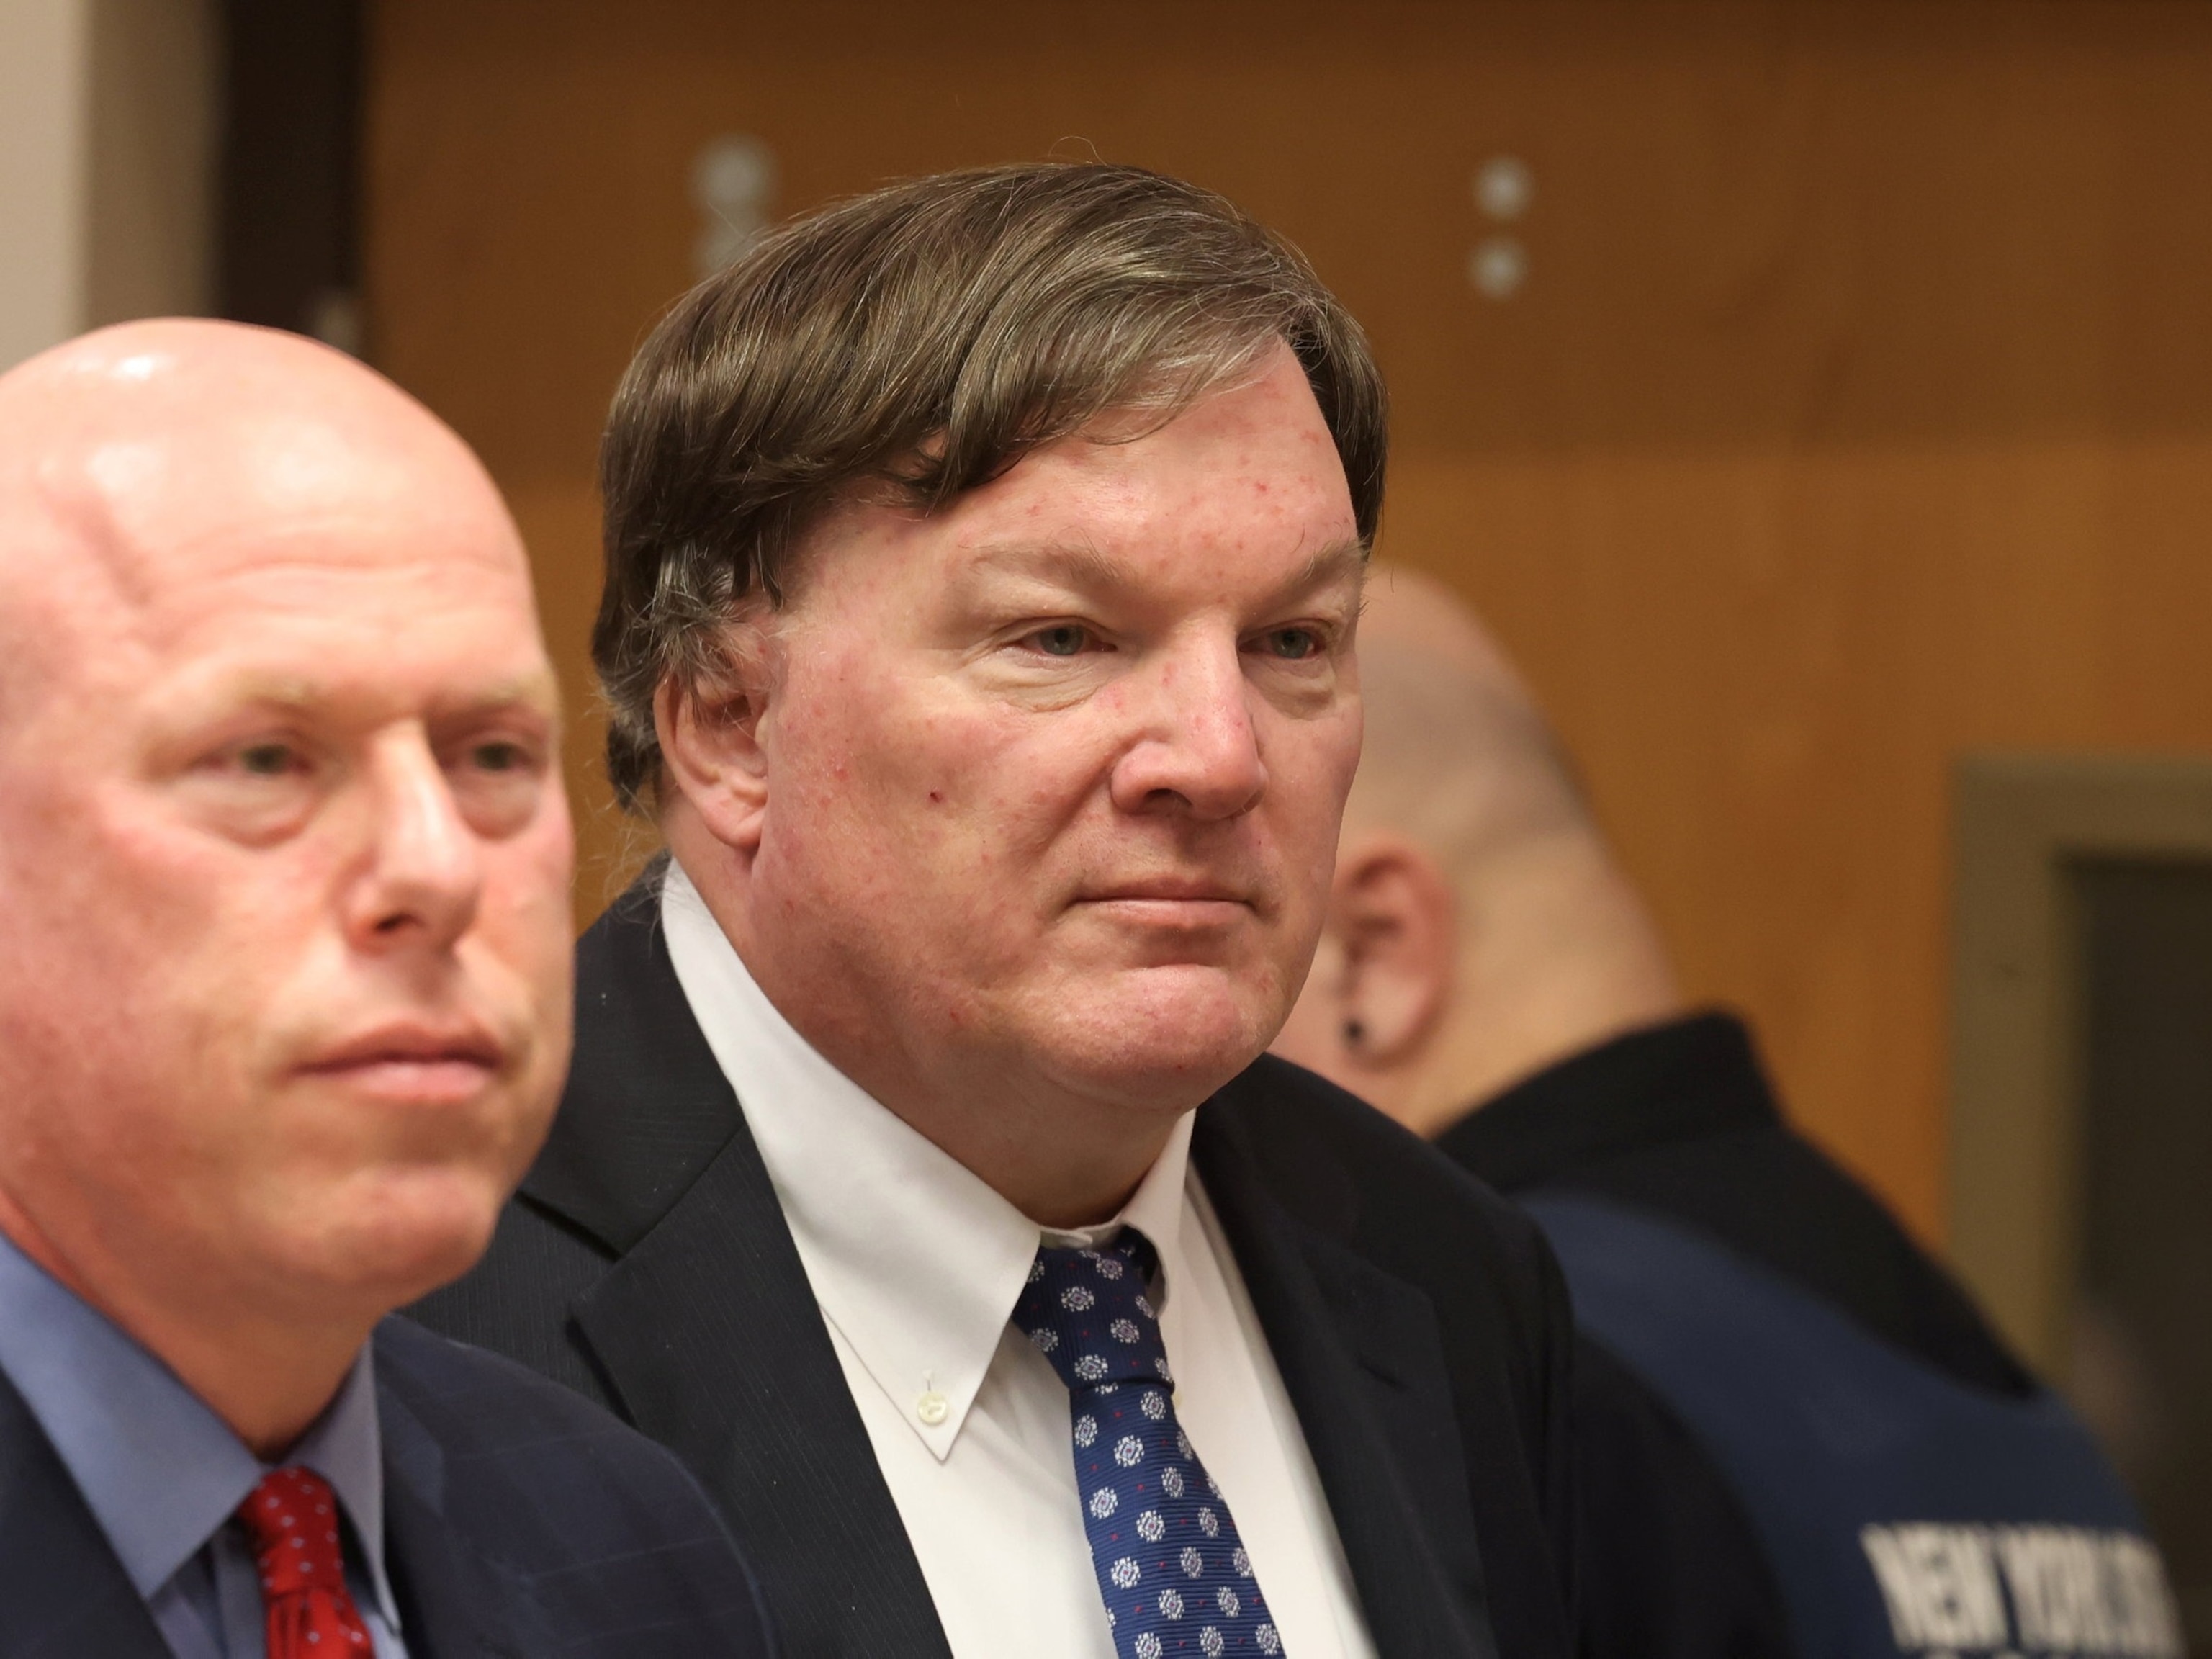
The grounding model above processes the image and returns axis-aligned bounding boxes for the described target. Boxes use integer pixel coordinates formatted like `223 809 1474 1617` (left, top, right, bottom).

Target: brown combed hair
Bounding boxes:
594 160 1389 809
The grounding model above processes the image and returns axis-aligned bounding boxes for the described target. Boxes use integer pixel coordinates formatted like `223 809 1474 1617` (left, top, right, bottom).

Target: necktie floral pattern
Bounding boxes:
1013 1231 1285 1658
235 1465 374 1658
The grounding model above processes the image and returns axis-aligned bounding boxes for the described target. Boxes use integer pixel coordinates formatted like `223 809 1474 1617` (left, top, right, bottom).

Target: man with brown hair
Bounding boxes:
418 163 1576 1659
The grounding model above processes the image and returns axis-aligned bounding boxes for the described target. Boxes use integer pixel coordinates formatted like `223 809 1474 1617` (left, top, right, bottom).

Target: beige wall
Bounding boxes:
84 0 220 333
0 0 217 371
0 0 93 369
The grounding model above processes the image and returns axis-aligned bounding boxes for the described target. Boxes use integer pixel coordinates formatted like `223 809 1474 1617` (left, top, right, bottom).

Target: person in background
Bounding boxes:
0 320 776 1658
415 163 1577 1659
1274 564 2181 1659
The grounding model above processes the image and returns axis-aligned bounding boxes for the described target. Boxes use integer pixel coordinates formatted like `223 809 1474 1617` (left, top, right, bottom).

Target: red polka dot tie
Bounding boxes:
235 1466 374 1657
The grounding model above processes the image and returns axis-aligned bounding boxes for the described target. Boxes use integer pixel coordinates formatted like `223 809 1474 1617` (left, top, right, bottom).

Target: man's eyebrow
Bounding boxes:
161 668 562 724
430 672 563 718
965 541 1129 590
965 538 1367 598
1283 540 1369 599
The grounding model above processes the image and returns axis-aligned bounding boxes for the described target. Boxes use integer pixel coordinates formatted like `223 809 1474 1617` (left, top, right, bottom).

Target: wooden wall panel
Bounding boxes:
367 0 2212 1244
1385 438 2212 1241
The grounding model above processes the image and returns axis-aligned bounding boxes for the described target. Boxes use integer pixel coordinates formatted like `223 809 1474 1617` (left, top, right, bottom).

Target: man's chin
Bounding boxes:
285 1167 512 1309
1032 965 1280 1107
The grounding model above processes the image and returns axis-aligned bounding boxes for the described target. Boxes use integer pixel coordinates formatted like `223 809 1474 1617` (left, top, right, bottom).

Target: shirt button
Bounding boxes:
916 1390 950 1426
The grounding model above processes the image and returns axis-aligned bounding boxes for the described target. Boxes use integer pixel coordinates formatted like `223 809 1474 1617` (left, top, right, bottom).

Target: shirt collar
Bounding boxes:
1037 1113 1191 1269
661 857 1193 1462
290 1343 398 1629
0 1231 402 1629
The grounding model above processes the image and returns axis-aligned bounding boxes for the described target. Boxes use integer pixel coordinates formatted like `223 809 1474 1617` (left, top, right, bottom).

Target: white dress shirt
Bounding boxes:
661 861 1379 1659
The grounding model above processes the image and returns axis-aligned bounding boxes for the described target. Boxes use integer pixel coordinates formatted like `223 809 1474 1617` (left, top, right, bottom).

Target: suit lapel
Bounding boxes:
1193 1103 1499 1659
377 1372 547 1659
0 1371 173 1659
535 877 952 1659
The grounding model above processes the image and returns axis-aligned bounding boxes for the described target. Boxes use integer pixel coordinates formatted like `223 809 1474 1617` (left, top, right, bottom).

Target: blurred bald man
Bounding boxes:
0 322 774 1658
1275 567 2179 1659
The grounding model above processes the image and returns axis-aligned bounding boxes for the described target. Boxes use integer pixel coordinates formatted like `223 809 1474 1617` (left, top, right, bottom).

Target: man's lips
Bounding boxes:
1073 879 1257 922
297 1023 508 1100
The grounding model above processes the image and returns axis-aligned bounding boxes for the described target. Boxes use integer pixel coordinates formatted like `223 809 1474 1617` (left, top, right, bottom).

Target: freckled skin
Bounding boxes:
663 345 1365 1225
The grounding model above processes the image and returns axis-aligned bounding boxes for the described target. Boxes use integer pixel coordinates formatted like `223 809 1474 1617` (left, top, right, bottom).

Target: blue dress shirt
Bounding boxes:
0 1231 408 1659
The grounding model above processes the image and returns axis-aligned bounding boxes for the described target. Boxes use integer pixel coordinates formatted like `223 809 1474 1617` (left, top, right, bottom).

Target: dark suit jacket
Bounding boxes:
0 1314 778 1659
412 876 1579 1659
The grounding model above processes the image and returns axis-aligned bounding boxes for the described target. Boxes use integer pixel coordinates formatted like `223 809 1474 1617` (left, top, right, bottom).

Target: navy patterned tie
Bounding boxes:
1013 1231 1285 1658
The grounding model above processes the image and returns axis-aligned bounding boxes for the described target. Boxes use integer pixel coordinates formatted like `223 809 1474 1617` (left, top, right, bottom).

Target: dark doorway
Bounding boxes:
217 0 364 350
2072 858 2212 1652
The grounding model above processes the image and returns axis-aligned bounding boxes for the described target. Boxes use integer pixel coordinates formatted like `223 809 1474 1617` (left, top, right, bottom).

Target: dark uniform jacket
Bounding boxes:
411 874 1581 1659
1443 1012 2172 1659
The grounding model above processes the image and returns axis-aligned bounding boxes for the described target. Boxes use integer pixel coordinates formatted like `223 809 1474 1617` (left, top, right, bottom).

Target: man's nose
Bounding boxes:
1107 638 1268 821
345 730 484 953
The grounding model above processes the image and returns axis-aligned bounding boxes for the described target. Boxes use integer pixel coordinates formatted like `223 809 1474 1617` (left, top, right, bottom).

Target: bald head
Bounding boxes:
0 320 575 1454
0 316 495 491
0 320 526 718
1345 565 1594 876
1272 565 1680 1136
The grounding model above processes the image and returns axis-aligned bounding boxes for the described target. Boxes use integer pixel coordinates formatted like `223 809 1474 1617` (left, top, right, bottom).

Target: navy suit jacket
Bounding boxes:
0 1315 778 1658
412 875 1580 1659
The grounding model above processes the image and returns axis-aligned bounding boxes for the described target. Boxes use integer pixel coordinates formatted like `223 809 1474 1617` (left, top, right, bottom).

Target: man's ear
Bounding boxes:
654 622 775 855
1329 830 1457 1069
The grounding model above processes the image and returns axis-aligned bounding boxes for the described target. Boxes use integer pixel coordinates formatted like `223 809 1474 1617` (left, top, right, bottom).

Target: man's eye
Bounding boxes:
1261 627 1323 660
469 740 530 773
1024 624 1097 658
235 742 301 777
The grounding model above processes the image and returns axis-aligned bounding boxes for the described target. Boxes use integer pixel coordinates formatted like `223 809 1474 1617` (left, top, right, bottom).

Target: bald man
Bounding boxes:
0 322 774 1658
1275 567 2180 1659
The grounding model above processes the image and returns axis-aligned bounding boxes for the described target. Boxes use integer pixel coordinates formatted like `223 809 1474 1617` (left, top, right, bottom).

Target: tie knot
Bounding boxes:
1012 1230 1174 1393
235 1467 351 1601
